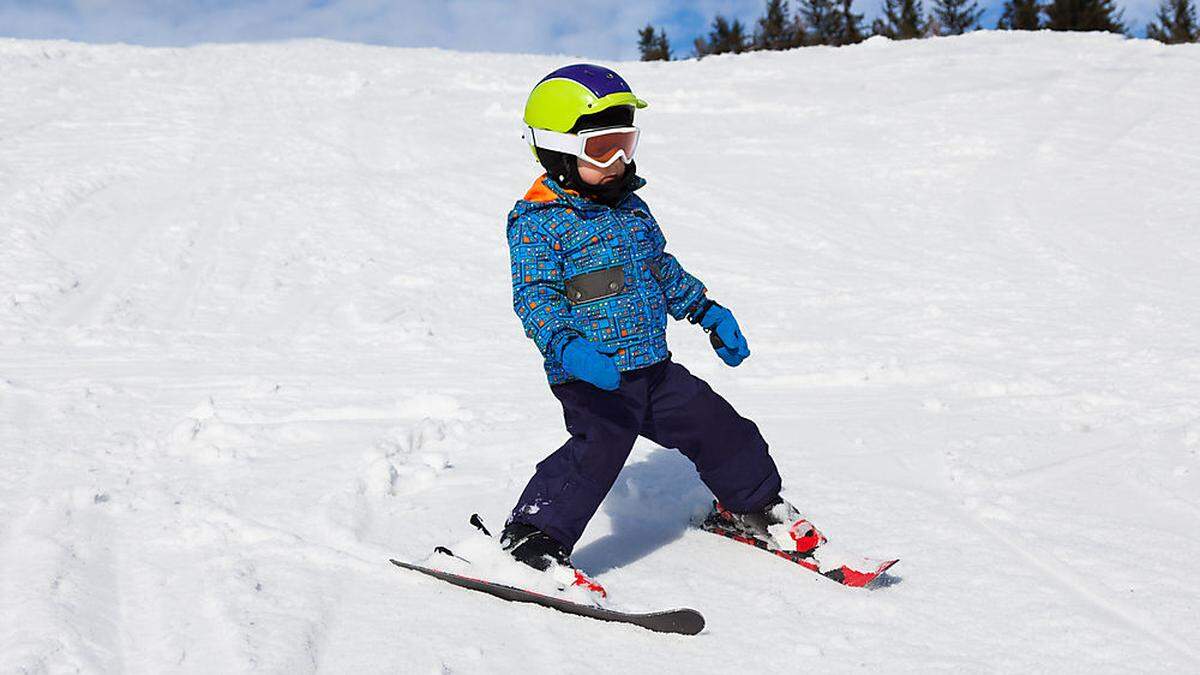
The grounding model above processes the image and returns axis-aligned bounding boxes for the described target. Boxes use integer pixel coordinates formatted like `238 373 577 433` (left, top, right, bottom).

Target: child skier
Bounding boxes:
502 64 882 597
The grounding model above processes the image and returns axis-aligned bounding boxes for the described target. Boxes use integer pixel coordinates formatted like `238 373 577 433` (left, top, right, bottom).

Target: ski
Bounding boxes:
699 514 898 588
390 556 705 635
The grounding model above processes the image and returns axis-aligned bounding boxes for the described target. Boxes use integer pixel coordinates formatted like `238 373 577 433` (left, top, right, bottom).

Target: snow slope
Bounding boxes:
2 31 1199 673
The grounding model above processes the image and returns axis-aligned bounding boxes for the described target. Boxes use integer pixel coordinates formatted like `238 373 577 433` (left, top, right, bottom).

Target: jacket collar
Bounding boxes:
523 173 646 211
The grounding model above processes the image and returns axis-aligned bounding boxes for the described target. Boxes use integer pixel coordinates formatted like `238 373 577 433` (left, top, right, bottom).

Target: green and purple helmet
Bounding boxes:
523 64 648 148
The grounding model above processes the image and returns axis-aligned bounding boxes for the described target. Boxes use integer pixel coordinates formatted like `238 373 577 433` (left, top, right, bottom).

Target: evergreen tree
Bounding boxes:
873 0 929 38
755 0 805 49
792 13 813 46
835 0 868 43
657 30 672 58
1044 0 1126 33
996 0 1043 29
799 0 842 44
696 15 750 55
638 25 655 58
728 17 751 51
931 0 984 33
1146 0 1199 42
637 25 672 61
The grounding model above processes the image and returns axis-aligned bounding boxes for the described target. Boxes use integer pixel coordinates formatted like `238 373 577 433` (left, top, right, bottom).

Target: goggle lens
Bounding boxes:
583 130 638 165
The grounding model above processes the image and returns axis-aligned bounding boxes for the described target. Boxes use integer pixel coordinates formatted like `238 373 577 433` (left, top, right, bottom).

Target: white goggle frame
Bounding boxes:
523 126 640 168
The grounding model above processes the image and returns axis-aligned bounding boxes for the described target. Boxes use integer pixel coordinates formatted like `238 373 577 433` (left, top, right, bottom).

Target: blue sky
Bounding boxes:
0 1 1162 60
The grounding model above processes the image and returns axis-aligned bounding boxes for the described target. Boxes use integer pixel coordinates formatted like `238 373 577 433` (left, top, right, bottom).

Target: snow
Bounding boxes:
2 31 1200 672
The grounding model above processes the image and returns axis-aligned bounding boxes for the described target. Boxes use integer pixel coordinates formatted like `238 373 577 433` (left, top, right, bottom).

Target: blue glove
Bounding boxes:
559 337 621 390
696 302 750 367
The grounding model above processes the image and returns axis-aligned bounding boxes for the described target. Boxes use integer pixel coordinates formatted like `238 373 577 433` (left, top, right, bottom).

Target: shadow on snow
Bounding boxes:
571 447 904 590
572 447 712 576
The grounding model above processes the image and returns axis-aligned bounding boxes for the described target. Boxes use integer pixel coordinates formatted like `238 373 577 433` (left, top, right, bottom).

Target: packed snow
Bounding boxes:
2 31 1199 673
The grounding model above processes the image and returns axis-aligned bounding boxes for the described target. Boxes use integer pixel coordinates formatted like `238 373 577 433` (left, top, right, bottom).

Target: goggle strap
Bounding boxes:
526 127 569 155
529 127 633 149
526 126 637 168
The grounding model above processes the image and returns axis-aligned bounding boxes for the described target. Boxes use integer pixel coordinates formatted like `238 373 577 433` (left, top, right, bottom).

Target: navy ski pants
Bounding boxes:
510 358 782 551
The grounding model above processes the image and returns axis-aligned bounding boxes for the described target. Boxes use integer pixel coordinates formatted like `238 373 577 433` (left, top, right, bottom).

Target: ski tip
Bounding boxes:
863 559 901 589
878 559 899 576
826 558 901 588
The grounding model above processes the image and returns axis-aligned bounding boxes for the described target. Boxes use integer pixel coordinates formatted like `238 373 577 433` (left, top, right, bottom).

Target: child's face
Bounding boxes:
576 157 627 186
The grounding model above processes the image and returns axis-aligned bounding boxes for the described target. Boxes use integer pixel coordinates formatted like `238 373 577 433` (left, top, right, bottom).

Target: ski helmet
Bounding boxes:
523 64 648 199
524 63 647 137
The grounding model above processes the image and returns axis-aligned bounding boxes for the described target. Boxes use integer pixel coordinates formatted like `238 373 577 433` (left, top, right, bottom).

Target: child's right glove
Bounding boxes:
559 337 621 391
692 301 751 367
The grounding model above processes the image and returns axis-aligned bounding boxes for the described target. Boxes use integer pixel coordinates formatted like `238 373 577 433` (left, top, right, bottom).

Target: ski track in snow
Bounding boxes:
2 33 1200 672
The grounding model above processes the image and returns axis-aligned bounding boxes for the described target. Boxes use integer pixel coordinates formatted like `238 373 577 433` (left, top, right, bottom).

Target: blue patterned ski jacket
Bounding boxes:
507 174 708 384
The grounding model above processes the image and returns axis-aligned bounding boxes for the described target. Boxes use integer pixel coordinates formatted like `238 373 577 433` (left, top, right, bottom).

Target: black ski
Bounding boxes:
390 557 705 635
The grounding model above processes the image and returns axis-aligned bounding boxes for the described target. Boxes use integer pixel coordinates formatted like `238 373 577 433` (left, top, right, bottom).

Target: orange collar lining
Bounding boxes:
523 174 579 203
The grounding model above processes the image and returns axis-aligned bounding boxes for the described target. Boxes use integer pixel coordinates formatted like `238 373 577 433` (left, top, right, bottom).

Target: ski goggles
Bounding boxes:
524 126 640 168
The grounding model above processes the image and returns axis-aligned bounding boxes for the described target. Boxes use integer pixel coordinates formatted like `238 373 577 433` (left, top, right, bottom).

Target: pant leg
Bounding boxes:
640 359 781 513
509 378 645 550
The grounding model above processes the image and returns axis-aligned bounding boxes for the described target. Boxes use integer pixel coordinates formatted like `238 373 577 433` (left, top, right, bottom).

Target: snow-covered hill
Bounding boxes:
2 32 1199 672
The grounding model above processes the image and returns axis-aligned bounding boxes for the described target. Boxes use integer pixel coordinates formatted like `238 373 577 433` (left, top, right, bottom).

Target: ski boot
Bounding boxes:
500 522 607 600
700 498 897 587
700 498 826 557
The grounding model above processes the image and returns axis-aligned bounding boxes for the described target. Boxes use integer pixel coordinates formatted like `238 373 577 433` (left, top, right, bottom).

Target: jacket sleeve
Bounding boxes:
648 220 708 321
508 210 578 361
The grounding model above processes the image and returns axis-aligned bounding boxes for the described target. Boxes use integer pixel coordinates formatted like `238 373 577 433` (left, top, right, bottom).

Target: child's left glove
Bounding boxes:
691 301 750 367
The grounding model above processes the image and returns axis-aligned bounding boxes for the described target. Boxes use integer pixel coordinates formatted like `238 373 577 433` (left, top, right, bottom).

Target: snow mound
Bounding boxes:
3 32 1200 672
